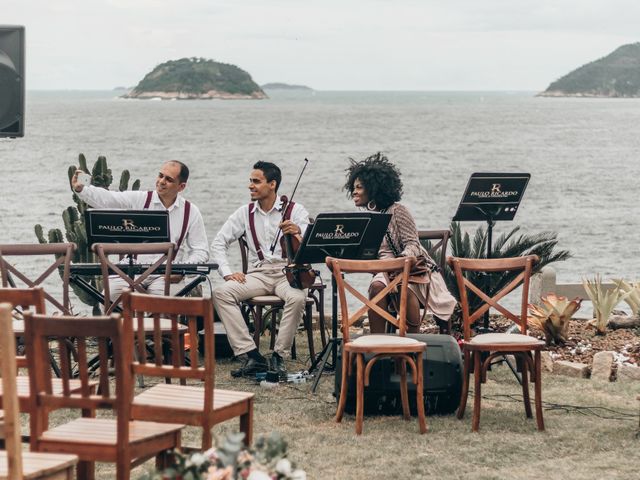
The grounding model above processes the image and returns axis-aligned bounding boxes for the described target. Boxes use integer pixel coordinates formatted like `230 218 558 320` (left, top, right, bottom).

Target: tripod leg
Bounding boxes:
311 340 334 393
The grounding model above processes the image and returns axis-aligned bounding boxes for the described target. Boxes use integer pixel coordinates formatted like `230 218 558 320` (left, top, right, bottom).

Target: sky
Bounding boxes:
4 0 640 91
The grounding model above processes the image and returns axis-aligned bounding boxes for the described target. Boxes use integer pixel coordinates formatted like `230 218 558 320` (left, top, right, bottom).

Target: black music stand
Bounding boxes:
453 173 529 382
293 212 392 392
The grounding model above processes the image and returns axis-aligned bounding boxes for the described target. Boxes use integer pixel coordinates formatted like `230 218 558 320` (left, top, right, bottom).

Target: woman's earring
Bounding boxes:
367 200 377 211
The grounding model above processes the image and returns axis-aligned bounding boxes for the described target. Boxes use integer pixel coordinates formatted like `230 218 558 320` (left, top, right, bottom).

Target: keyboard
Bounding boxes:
69 262 218 276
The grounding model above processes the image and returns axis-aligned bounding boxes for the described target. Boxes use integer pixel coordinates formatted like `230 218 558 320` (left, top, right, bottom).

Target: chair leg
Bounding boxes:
355 353 365 435
534 350 545 431
240 397 254 446
472 350 482 432
77 461 95 480
415 353 427 434
253 306 263 349
202 424 213 451
305 303 315 361
317 289 327 348
520 354 532 418
335 351 350 423
457 349 471 420
397 358 410 420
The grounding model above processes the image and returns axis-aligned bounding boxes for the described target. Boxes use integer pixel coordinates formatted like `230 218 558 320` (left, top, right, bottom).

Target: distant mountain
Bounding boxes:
539 43 640 97
261 82 313 91
123 57 267 100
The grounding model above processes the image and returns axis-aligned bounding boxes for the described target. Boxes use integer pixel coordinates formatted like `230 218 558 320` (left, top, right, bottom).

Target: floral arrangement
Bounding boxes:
143 432 306 480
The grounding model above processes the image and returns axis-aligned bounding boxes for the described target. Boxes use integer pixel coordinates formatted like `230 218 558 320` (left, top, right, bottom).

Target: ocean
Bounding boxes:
1 89 639 311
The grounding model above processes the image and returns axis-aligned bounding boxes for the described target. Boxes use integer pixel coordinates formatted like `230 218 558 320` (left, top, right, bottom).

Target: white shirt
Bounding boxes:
77 186 209 264
211 198 310 278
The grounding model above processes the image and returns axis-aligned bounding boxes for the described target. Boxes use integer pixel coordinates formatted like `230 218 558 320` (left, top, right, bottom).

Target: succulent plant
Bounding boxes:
611 279 640 315
528 293 582 345
583 275 633 335
35 153 140 314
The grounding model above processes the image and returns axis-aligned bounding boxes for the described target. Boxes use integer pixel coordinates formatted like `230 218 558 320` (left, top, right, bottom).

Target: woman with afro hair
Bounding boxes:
344 152 456 333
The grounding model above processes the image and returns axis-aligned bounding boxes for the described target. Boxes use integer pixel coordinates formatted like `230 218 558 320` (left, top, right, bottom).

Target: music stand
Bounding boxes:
453 173 529 382
294 212 392 392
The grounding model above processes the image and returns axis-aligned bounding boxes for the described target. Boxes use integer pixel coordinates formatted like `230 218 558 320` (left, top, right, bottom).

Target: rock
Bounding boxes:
609 315 640 330
591 351 615 381
617 363 640 382
540 351 554 373
553 360 589 378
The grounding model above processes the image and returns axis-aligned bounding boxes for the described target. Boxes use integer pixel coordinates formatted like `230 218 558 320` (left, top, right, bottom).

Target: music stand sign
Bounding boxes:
85 209 170 246
453 173 530 223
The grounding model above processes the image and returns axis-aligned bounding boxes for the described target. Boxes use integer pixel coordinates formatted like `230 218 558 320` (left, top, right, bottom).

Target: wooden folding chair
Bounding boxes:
238 234 327 361
123 291 254 450
447 255 545 432
327 256 427 435
0 303 78 479
418 229 451 274
0 287 97 420
24 311 183 480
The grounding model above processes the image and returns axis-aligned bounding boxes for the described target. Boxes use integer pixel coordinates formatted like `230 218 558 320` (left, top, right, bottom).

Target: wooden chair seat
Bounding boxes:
0 377 98 411
0 451 78 479
467 333 545 347
348 334 424 350
39 418 182 451
133 384 254 420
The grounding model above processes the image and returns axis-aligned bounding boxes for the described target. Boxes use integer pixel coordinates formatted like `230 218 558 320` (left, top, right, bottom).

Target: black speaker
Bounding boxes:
0 25 25 138
335 333 463 415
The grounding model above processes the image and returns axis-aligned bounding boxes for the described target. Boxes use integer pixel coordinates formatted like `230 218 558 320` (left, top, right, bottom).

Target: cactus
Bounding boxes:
36 153 141 315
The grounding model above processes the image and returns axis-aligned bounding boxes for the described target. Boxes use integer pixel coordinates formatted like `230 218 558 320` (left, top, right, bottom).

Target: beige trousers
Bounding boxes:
213 267 307 357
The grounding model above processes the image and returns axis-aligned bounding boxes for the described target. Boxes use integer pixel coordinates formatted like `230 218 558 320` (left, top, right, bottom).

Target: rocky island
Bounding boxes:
539 43 640 97
123 57 267 100
261 82 313 91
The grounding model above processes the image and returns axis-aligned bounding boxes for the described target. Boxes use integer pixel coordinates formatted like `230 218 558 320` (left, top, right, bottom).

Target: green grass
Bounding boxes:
30 332 640 479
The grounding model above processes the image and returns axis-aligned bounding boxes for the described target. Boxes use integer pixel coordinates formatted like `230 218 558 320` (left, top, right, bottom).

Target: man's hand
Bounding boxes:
71 169 84 193
280 219 301 236
224 272 246 283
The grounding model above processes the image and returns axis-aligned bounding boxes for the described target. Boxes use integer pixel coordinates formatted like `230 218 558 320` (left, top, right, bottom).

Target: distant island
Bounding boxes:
539 43 640 97
261 82 313 91
123 57 267 100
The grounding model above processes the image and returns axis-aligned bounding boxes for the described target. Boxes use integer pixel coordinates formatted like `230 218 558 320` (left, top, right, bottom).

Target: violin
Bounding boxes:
270 159 318 289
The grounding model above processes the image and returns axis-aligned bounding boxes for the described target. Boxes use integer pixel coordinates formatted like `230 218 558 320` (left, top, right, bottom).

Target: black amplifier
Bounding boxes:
334 333 463 415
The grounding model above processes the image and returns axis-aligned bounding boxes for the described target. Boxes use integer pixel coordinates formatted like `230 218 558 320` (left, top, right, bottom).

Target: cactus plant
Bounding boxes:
35 153 141 314
583 275 633 335
611 279 640 315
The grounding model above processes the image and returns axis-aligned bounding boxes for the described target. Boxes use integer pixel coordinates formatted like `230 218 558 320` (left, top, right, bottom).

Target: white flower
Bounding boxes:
275 458 292 476
188 453 207 468
290 469 307 480
247 470 271 480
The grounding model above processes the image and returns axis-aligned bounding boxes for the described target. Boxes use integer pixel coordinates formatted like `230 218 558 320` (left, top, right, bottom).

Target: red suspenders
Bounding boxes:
247 201 295 260
144 191 191 257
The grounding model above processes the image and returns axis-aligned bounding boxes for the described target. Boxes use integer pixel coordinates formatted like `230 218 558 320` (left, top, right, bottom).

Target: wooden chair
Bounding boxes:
23 311 184 480
447 255 545 432
418 229 453 333
238 234 327 361
418 229 451 274
0 287 97 418
0 302 79 479
123 291 254 450
327 256 427 435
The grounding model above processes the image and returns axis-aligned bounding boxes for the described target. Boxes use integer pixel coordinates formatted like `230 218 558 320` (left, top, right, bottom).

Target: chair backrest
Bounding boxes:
92 242 175 314
0 302 24 478
0 243 76 315
23 311 130 449
418 229 451 273
122 291 214 395
0 287 46 368
447 255 538 340
325 256 415 341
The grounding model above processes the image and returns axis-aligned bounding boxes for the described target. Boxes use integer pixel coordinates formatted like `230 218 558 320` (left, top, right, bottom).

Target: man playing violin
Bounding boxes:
212 161 310 379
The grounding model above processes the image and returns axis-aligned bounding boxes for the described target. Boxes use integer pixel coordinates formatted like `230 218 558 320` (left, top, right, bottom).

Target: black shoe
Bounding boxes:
231 357 268 378
269 352 287 381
